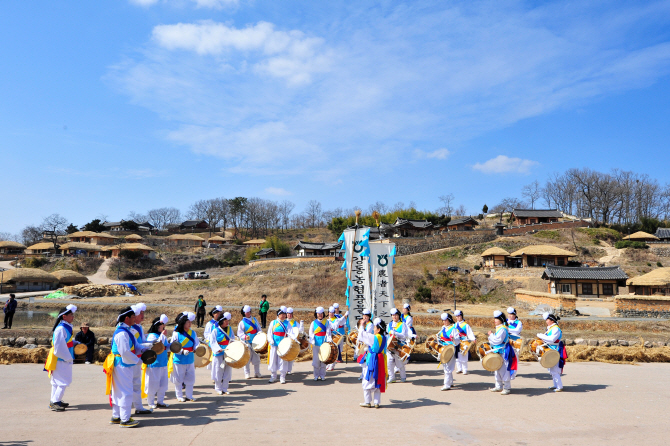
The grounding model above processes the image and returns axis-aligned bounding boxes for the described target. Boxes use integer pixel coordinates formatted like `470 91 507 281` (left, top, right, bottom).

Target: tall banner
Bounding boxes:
338 227 371 328
369 243 396 324
338 227 370 280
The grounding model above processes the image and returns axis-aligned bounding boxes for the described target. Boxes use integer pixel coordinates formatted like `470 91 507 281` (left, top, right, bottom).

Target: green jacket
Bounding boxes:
259 300 270 313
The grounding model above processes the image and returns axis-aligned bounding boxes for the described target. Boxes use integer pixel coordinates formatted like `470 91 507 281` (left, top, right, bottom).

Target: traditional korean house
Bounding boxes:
68 231 118 245
243 239 266 247
255 248 276 259
622 231 660 243
446 216 479 231
0 241 26 256
108 243 156 259
509 245 576 267
511 209 563 225
59 242 106 257
166 234 205 247
293 241 341 257
655 228 670 242
542 265 628 297
392 218 433 237
481 247 510 268
0 269 59 292
627 268 670 296
52 269 90 286
180 220 209 230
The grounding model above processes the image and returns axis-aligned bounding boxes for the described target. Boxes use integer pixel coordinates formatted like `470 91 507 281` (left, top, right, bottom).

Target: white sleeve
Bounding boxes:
466 324 476 341
298 321 304 334
53 326 73 362
146 333 158 343
237 321 247 341
488 329 507 344
115 332 140 365
203 324 211 340
393 324 406 341
358 330 375 348
509 320 523 337
192 334 200 349
209 328 222 355
309 322 315 345
538 329 560 343
406 315 413 327
326 324 332 342
337 316 347 328
268 321 276 346
404 323 415 339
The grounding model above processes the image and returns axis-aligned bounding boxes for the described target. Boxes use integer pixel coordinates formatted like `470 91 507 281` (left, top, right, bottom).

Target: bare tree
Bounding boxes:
278 200 295 232
438 194 455 216
304 200 323 228
454 204 467 216
127 211 148 223
40 214 69 251
521 180 541 209
147 207 182 230
0 231 19 242
188 199 228 236
20 225 42 246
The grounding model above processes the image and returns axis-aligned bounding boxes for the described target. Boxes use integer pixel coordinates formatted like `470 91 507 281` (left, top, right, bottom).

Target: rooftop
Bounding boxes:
542 265 628 280
627 268 670 287
655 228 670 239
255 248 275 256
393 218 433 229
481 247 510 257
447 216 479 226
294 241 341 250
623 231 659 241
512 209 563 218
510 245 577 257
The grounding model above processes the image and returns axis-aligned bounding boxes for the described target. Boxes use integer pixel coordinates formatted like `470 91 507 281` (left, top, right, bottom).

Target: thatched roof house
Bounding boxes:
0 241 26 255
509 245 577 268
166 234 205 247
207 235 226 244
68 231 118 245
622 231 659 242
108 243 156 259
125 234 143 241
481 247 510 268
52 269 90 285
0 268 59 292
243 239 266 247
59 242 105 257
25 242 56 254
627 268 670 296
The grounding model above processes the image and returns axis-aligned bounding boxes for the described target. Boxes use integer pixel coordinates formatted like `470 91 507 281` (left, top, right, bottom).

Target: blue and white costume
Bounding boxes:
110 320 140 422
144 314 170 408
507 307 523 379
170 312 199 401
358 318 388 407
309 307 332 380
237 305 263 378
129 303 153 412
48 305 79 406
387 309 413 383
204 305 223 380
326 306 348 371
537 312 564 391
209 312 235 394
437 313 460 390
488 311 512 392
286 308 304 374
267 313 291 383
453 310 476 374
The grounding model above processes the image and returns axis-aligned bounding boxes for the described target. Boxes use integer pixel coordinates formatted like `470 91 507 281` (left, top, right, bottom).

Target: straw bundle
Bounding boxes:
124 234 143 241
0 346 50 365
0 268 58 284
52 269 90 285
62 284 140 297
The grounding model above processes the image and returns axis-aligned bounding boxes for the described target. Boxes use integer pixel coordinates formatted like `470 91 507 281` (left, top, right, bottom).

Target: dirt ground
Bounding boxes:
2 361 669 445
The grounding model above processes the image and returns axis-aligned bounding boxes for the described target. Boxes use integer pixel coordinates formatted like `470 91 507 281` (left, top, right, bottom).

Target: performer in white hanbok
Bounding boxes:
537 312 566 392
453 310 476 375
358 318 388 408
209 312 236 395
507 307 523 380
104 307 140 427
355 309 374 380
285 308 304 375
129 303 153 415
488 310 517 395
436 313 460 390
309 307 332 381
386 308 413 383
204 305 224 381
169 312 199 402
326 306 348 371
44 304 79 412
401 303 416 335
144 315 170 409
267 308 292 384
237 305 263 379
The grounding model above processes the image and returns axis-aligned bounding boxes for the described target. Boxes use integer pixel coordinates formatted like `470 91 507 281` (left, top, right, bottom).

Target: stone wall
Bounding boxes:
503 219 590 236
614 295 670 318
650 246 670 257
393 230 496 256
514 289 578 316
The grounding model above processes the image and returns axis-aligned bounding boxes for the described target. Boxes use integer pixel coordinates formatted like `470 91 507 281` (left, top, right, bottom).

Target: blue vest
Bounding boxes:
490 325 509 354
111 325 138 368
53 322 74 362
146 333 169 368
213 326 234 357
271 319 288 346
172 330 196 365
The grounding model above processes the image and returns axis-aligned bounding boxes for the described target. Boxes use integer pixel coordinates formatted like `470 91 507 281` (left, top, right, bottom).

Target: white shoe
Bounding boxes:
245 375 251 380
287 371 292 375
360 403 371 408
387 379 395 384
280 378 286 384
441 386 450 391
455 370 462 374
85 361 91 365
254 374 262 378
177 398 186 402
548 386 556 390
462 371 468 375
268 378 277 383
490 387 502 392
554 388 563 393
217 391 224 395
501 389 511 395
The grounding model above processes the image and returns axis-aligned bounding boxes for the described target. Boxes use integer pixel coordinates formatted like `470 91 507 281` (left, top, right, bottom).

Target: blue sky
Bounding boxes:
2 0 670 234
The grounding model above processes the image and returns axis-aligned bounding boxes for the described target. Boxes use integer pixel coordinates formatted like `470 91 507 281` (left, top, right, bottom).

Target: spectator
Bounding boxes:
194 295 207 328
3 294 17 329
259 294 270 329
74 323 96 364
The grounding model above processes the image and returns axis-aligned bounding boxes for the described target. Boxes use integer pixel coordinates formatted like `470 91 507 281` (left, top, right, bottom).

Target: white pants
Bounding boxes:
171 362 195 399
50 360 72 403
362 365 381 404
494 360 511 390
145 366 168 406
212 355 233 392
327 337 344 371
268 345 287 379
387 353 406 381
243 346 261 377
287 360 294 373
548 364 563 389
111 365 134 421
132 361 146 410
455 351 468 373
311 345 326 379
441 355 456 388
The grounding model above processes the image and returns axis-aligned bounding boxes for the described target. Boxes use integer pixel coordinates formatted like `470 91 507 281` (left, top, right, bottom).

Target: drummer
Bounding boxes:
107 307 141 427
326 306 348 371
237 305 263 379
537 312 565 392
309 306 332 381
145 315 170 409
401 303 416 335
386 308 412 384
437 313 460 391
209 312 236 395
204 305 224 382
355 309 374 380
169 312 199 402
285 308 304 375
130 303 153 415
358 318 388 408
487 310 516 395
267 308 290 384
45 304 79 412
507 307 523 380
453 310 476 375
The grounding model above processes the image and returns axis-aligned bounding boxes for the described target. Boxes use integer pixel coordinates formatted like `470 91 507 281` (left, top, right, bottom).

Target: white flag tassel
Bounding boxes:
369 243 396 324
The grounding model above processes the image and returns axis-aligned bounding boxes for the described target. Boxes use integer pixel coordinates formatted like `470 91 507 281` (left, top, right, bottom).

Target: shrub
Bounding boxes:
579 228 622 242
647 262 652 267
262 236 291 257
614 240 648 250
533 230 560 240
22 257 48 268
474 264 481 270
245 247 261 262
119 250 143 260
657 261 663 267
414 285 432 303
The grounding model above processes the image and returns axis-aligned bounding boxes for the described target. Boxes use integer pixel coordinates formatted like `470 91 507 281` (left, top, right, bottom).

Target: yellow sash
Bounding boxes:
44 347 58 377
167 353 174 379
141 363 148 398
102 353 117 396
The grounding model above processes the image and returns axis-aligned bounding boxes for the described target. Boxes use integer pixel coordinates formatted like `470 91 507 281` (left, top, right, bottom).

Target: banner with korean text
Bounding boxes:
369 243 396 324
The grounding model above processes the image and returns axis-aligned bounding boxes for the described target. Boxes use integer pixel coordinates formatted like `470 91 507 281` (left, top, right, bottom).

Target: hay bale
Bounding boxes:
0 346 50 365
63 284 139 297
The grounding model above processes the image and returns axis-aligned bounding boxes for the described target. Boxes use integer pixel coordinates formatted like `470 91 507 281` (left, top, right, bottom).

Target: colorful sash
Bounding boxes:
363 334 388 393
456 321 469 340
271 319 288 346
213 326 233 357
388 321 406 346
242 317 259 342
329 316 345 335
132 324 145 358
313 319 327 346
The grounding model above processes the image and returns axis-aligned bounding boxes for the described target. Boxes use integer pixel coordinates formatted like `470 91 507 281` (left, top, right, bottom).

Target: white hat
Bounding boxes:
373 317 382 326
243 305 251 313
507 307 516 314
333 303 340 309
280 305 287 313
316 306 325 314
187 312 196 322
136 303 147 312
58 304 77 317
493 310 503 317
542 312 550 320
390 308 399 315
328 306 335 313
131 304 142 316
403 303 410 309
287 307 294 314
223 312 232 320
362 309 371 316
214 305 223 313
159 314 169 324
441 313 449 321
454 310 462 316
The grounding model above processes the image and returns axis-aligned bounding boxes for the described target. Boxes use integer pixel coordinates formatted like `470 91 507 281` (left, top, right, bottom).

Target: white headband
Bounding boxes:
362 309 371 315
187 312 196 322
507 307 516 314
136 303 146 312
287 307 294 314
454 310 462 316
214 305 223 312
390 308 399 315
243 305 251 313
373 317 382 326
58 304 77 318
328 306 335 313
333 303 340 309
131 304 142 316
403 303 410 309
159 314 168 324
316 307 325 314
223 312 232 320
441 313 449 321
493 310 503 317
542 312 550 320
280 306 287 312
117 307 134 323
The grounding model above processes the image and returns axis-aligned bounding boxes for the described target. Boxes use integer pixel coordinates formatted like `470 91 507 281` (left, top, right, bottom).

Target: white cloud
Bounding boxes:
413 148 451 160
128 0 159 6
472 155 539 174
265 187 292 196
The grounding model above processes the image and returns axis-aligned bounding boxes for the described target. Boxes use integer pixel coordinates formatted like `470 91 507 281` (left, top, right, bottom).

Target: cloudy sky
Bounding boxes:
2 1 670 233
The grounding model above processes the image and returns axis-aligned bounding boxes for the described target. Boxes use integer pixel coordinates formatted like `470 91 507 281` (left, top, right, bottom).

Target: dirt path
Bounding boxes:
86 259 115 284
0 261 16 271
598 241 621 265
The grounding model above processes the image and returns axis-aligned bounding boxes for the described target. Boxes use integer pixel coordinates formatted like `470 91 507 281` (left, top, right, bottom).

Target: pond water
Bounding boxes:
8 311 59 328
